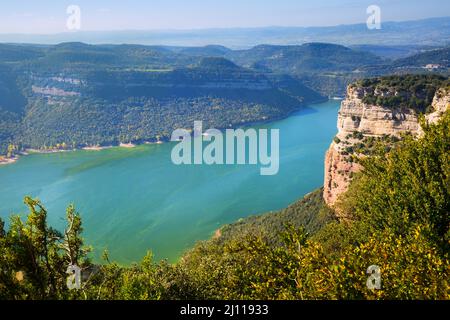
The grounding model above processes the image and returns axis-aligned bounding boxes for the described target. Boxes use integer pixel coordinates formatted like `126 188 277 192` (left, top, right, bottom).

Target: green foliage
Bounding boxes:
338 110 450 252
358 74 448 113
0 198 90 299
217 189 335 246
322 225 449 300
342 133 403 157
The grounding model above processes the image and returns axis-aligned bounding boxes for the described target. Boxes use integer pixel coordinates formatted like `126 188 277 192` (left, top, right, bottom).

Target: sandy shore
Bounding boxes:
0 141 164 166
119 143 136 148
145 140 164 145
0 157 18 166
82 145 113 151
26 148 73 154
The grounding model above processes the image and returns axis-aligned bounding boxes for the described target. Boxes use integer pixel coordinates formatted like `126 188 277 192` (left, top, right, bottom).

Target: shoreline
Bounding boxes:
0 156 19 166
0 98 332 167
0 141 163 167
82 145 113 151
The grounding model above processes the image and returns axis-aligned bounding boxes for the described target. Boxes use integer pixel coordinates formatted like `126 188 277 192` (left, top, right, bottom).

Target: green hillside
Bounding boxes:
0 44 326 155
228 43 383 73
393 47 450 68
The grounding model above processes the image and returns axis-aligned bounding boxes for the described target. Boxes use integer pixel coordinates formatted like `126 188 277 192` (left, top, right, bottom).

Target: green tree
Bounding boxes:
6 144 15 158
0 198 90 299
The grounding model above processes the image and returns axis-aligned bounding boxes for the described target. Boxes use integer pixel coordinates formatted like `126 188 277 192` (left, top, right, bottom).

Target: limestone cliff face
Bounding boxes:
336 86 420 139
323 144 362 211
425 87 450 126
324 85 449 212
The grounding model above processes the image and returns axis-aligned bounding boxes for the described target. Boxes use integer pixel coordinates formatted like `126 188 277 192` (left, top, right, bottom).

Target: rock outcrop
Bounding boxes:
324 145 362 210
424 87 450 126
324 84 449 213
336 86 421 137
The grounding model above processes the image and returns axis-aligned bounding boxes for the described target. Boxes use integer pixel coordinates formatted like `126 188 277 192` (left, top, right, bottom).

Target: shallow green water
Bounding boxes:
0 100 340 264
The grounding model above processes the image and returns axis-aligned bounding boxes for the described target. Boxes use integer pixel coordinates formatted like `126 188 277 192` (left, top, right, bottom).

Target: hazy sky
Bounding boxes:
1 0 449 34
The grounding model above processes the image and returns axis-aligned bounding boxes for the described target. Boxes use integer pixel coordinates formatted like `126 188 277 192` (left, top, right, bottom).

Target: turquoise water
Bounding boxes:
0 100 340 264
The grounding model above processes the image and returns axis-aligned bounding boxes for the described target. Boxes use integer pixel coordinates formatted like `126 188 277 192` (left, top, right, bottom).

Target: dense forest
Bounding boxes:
0 42 449 156
0 108 448 300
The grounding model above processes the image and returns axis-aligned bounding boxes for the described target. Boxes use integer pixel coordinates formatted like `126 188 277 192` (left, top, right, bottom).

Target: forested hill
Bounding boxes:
0 43 326 155
392 47 450 68
227 43 382 73
0 42 449 156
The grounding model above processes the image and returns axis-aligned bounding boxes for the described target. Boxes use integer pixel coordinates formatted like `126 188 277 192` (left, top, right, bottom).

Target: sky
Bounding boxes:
0 0 449 34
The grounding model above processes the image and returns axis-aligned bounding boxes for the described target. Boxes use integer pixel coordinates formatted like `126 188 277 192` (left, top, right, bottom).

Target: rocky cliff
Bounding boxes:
324 82 449 214
424 87 450 127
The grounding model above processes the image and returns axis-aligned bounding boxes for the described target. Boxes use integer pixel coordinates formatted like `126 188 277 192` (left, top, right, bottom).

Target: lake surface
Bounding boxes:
0 100 340 264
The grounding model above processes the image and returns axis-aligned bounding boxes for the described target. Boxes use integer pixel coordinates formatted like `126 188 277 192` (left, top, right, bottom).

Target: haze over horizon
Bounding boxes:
1 0 450 34
1 15 450 35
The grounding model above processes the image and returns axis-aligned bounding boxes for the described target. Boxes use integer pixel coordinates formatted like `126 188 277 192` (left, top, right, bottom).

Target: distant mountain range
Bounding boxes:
0 17 449 48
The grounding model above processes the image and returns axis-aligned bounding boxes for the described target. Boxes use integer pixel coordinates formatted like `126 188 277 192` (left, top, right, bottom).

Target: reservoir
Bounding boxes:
0 100 340 264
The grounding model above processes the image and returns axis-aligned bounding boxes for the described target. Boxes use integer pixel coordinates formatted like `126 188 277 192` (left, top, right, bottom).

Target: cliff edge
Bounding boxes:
324 76 449 216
